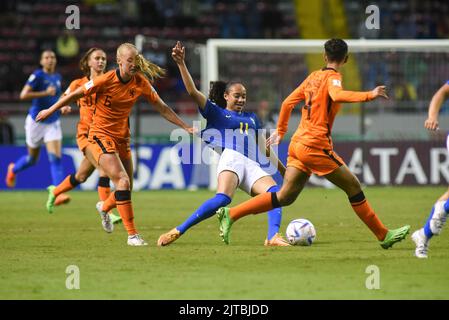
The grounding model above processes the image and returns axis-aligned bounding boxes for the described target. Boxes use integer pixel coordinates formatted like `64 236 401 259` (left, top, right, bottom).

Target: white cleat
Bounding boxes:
411 229 429 259
96 201 113 233
430 201 447 235
127 234 148 246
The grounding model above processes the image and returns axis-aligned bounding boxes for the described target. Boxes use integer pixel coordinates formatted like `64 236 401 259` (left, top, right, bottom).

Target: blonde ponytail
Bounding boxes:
135 53 165 81
117 43 165 81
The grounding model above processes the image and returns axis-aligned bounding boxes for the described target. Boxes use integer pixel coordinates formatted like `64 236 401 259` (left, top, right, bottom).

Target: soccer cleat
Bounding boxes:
96 201 113 233
217 207 233 245
127 234 148 246
430 201 447 235
264 233 291 247
5 163 16 188
380 225 410 249
411 229 429 259
157 228 181 246
46 185 56 213
109 212 122 225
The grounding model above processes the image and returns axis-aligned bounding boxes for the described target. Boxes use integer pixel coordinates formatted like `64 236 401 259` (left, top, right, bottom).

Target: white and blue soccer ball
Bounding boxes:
286 218 316 246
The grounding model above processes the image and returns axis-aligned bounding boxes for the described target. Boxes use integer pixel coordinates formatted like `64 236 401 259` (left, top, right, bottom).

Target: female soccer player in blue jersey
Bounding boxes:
157 41 288 247
5 50 71 205
412 80 449 258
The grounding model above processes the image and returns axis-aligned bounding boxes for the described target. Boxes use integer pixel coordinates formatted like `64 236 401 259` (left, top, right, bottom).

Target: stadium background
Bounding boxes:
1 0 449 303
0 0 449 190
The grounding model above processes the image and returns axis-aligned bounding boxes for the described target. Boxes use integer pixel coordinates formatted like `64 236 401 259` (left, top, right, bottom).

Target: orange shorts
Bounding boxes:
287 141 345 176
87 134 131 165
76 133 89 153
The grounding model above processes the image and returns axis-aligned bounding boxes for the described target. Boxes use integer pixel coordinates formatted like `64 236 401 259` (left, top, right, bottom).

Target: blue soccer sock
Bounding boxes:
267 185 282 240
423 199 449 239
48 153 64 185
177 193 232 234
12 154 37 174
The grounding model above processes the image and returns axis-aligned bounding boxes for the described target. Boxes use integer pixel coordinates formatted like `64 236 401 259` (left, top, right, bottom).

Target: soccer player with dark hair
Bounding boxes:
157 41 288 247
217 38 410 248
412 80 449 258
5 50 71 205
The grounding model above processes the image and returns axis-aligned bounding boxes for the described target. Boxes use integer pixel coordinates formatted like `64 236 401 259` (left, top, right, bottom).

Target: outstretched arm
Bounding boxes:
152 97 195 134
425 83 449 131
275 82 306 141
35 86 85 121
172 41 207 109
328 77 388 103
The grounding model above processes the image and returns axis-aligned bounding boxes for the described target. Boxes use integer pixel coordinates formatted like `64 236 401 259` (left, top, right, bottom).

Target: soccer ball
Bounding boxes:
286 218 316 246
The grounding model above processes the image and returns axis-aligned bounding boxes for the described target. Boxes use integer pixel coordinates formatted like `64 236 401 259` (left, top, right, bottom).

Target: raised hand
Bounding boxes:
371 85 389 99
171 41 185 65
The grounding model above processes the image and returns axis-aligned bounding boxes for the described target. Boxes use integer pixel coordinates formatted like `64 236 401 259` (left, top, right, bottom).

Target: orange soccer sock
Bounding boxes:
115 190 137 235
97 177 111 201
102 191 116 212
349 192 388 241
230 192 277 222
53 174 80 197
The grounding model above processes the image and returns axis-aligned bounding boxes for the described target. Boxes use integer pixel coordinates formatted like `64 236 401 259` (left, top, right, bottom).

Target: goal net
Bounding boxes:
206 39 449 139
204 39 449 189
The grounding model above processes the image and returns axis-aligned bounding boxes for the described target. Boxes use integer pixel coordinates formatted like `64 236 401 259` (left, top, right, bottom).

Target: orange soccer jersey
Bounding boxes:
83 69 159 140
65 77 97 151
278 67 375 150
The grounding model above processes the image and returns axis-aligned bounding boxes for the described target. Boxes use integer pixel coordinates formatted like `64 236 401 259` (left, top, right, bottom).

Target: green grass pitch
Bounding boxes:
1 187 448 299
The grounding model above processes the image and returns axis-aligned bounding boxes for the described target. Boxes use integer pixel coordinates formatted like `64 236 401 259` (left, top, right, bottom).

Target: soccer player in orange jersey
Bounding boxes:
44 47 122 229
217 39 410 249
36 43 194 246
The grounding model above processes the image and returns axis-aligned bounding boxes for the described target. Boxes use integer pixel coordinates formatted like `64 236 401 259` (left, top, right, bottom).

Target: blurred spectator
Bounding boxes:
256 100 278 133
218 1 248 38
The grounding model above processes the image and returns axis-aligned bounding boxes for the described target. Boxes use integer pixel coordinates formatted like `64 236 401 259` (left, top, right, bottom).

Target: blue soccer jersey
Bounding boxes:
199 99 263 161
26 69 62 123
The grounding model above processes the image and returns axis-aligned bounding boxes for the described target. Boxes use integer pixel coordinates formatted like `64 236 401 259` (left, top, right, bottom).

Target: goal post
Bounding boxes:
204 39 449 189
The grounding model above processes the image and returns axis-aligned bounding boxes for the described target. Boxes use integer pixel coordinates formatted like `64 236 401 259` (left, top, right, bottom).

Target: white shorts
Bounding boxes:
216 148 270 194
25 114 62 149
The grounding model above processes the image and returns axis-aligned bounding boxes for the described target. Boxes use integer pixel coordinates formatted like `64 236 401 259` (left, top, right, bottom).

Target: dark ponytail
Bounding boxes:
208 81 227 108
208 81 243 109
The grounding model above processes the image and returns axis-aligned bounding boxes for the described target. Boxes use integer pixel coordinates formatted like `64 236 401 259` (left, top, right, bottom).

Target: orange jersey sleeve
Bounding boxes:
328 74 374 102
277 80 307 138
64 78 82 96
287 68 377 150
138 74 160 104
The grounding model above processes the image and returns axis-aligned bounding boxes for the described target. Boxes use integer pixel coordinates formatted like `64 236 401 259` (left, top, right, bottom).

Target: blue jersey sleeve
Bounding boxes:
199 99 224 124
26 70 42 90
446 80 449 85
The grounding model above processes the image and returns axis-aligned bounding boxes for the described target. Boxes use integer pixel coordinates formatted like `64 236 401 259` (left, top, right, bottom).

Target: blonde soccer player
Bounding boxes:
36 43 194 246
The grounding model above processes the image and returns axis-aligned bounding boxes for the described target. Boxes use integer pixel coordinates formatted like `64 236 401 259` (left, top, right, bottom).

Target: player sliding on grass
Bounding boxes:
157 41 289 247
412 80 449 258
45 47 121 229
36 43 194 246
217 38 410 249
